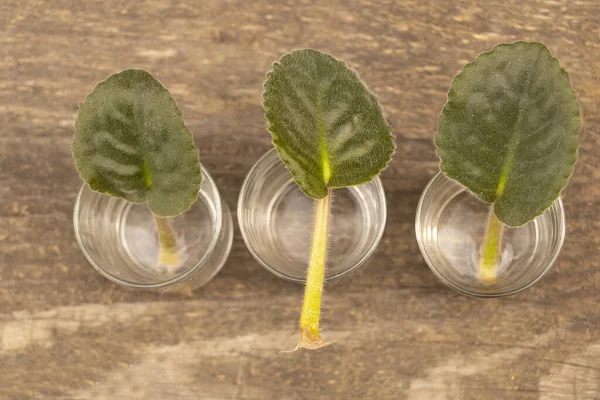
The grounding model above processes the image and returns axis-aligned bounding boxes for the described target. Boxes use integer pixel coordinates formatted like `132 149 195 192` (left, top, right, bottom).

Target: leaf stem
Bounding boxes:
479 209 504 283
298 189 332 350
153 213 180 266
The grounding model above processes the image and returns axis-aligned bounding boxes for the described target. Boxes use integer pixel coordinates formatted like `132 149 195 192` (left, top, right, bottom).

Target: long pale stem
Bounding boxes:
297 189 332 350
153 213 180 266
479 209 504 283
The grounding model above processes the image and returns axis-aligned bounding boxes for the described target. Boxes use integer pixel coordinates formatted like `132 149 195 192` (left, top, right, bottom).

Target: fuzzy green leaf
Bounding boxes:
263 49 395 199
73 69 202 217
435 42 580 226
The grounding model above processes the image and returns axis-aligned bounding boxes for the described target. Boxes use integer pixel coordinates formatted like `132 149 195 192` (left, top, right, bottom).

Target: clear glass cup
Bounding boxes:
415 172 565 297
238 148 387 283
73 166 233 292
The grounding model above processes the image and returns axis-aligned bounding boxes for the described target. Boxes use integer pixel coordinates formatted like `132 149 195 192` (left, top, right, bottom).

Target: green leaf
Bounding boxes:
73 69 202 217
263 49 395 199
435 42 580 226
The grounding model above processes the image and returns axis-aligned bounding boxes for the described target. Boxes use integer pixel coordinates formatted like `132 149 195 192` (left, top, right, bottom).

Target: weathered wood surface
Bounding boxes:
1 1 599 399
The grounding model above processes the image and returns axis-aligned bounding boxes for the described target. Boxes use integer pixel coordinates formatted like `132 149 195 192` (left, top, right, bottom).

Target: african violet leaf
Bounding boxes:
263 49 395 199
73 69 202 217
435 42 580 226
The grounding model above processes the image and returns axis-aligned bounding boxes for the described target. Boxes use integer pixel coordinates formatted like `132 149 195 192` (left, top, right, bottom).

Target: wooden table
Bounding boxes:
2 1 599 399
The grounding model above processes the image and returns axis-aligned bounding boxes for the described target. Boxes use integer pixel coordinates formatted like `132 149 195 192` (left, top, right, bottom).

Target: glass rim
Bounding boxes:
73 164 224 289
237 148 388 284
415 171 566 298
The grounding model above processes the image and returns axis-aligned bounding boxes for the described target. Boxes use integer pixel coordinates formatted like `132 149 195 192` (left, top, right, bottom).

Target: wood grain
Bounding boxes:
1 0 599 399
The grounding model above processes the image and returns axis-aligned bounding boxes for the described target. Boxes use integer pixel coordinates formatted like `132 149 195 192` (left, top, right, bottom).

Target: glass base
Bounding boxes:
436 191 538 284
268 181 370 280
120 194 217 281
